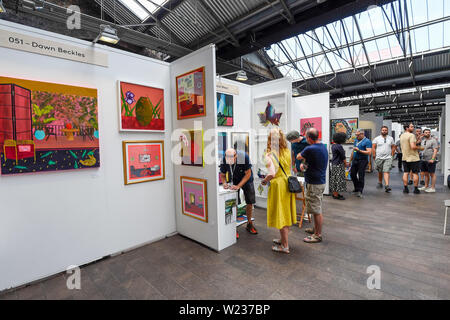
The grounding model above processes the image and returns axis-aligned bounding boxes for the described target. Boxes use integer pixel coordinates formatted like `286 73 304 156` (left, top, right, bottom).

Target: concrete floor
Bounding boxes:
1 171 449 300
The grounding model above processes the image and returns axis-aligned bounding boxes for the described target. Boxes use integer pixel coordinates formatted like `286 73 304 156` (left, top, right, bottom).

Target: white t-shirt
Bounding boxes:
373 135 395 160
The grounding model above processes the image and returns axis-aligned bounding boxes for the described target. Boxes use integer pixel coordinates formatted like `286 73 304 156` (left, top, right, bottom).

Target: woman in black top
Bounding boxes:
330 132 348 200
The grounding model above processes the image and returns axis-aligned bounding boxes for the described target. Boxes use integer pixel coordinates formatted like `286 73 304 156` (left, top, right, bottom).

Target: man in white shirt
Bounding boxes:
372 126 396 193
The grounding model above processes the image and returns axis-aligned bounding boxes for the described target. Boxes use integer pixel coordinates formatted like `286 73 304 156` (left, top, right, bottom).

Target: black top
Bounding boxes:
219 151 253 186
331 144 346 165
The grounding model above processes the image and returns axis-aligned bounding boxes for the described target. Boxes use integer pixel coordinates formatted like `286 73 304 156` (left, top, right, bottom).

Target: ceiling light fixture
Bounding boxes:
93 25 120 45
0 0 6 13
292 87 300 97
22 0 43 10
235 70 248 82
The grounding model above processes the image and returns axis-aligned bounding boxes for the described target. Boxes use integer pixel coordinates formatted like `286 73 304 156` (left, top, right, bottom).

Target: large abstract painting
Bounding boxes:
301 117 322 140
217 92 233 126
122 140 165 185
176 67 205 119
330 118 359 144
180 129 204 167
0 76 99 175
181 176 208 223
119 81 164 132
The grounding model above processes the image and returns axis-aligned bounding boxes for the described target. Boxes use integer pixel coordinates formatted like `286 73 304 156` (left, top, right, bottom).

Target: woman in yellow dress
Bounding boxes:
261 128 297 253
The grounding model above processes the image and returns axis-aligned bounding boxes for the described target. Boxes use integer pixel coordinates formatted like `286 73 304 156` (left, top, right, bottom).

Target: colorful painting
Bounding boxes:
331 118 359 144
181 176 208 222
180 129 204 167
217 93 233 126
122 140 164 185
301 117 322 140
0 76 99 175
231 132 249 156
176 67 205 119
253 93 287 132
119 81 164 132
225 198 237 225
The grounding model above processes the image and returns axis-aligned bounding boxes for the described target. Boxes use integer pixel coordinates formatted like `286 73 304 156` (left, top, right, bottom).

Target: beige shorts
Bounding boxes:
305 184 326 215
375 157 393 173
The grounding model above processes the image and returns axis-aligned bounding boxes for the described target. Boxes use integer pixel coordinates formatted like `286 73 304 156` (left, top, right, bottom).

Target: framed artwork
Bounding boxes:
118 81 164 132
180 129 204 166
180 176 208 223
122 140 165 185
253 92 287 133
330 118 359 144
301 117 322 140
0 76 99 175
231 132 249 156
217 92 233 126
176 67 205 119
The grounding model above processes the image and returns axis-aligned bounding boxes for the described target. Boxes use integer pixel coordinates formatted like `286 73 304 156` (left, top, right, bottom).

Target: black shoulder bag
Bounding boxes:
271 152 303 193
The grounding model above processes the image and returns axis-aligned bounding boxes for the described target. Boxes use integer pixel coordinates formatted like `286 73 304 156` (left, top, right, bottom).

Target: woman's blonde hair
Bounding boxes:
266 128 288 155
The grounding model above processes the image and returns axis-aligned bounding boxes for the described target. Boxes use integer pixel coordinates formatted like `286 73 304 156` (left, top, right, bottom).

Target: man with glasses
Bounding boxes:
372 126 396 193
400 123 424 194
220 148 258 236
419 129 439 193
349 129 372 198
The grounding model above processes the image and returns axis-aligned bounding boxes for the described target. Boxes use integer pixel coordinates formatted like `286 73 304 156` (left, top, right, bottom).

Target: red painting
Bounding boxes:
300 117 322 140
119 81 164 132
176 67 205 119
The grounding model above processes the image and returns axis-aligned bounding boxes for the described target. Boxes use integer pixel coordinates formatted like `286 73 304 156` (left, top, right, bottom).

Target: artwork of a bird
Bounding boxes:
257 101 282 126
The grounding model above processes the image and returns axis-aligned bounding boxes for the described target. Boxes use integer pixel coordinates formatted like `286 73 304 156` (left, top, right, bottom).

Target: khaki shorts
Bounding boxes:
305 184 325 215
375 157 393 173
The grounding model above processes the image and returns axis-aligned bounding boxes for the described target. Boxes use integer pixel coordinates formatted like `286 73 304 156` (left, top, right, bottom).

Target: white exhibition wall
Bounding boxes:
444 95 450 185
0 21 177 291
291 92 331 193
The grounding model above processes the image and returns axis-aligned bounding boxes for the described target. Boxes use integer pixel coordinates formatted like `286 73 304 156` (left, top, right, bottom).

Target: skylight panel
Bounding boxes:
118 0 150 20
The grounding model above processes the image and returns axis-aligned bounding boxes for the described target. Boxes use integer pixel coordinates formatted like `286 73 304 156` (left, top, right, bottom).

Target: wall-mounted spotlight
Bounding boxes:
292 87 300 97
93 25 120 45
219 70 248 82
22 0 44 10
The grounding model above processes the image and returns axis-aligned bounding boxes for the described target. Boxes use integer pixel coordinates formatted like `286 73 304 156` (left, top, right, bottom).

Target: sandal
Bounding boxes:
305 228 314 234
304 235 322 243
272 244 290 254
246 223 258 235
272 239 281 245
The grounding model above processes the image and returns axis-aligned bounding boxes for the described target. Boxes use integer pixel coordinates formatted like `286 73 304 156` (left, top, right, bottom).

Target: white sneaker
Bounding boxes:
418 186 427 191
425 188 436 193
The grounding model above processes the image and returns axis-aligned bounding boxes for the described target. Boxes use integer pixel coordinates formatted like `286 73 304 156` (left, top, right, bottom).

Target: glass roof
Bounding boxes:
267 0 450 81
119 0 168 21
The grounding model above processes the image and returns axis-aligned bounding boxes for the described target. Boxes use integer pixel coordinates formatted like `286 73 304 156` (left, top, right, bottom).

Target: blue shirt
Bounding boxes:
291 138 309 171
219 151 253 186
353 137 372 161
300 143 328 185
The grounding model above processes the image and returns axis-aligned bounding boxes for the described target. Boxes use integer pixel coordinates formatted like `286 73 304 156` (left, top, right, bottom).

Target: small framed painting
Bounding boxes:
180 176 208 223
118 81 165 132
301 117 322 140
217 92 233 126
180 129 204 167
176 67 206 119
122 140 165 185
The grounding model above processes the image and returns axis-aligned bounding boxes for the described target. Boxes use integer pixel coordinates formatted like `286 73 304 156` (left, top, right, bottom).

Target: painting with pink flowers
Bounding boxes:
119 81 165 132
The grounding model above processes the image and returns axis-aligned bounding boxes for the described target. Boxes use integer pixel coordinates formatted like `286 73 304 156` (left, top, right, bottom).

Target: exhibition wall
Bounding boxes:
444 95 450 185
0 20 176 291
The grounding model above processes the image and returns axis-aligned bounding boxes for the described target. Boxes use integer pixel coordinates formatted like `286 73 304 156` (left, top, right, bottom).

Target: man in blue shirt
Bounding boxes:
286 130 309 176
350 129 372 198
297 128 328 244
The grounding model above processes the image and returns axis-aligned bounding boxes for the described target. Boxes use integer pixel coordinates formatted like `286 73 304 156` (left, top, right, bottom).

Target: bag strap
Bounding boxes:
271 152 288 178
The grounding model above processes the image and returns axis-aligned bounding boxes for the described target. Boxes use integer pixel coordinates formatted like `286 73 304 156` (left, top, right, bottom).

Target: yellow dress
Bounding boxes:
266 149 297 229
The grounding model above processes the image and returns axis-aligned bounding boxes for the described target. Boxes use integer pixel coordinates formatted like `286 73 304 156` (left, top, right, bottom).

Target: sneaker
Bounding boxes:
425 188 436 193
236 231 239 239
246 223 258 235
356 192 363 198
408 180 413 185
403 187 409 194
418 186 427 191
420 180 425 186
414 188 420 194
377 183 383 189
385 186 392 193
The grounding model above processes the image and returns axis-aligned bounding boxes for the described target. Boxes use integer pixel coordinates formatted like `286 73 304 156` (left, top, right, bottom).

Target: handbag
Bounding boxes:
271 152 303 193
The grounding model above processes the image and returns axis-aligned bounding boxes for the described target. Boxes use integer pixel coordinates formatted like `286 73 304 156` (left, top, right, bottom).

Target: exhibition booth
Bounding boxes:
1 19 364 291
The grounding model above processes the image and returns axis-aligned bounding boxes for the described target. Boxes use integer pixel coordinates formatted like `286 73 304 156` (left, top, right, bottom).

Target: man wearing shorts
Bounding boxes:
418 129 439 193
220 148 258 235
372 126 396 193
296 128 328 244
400 123 424 194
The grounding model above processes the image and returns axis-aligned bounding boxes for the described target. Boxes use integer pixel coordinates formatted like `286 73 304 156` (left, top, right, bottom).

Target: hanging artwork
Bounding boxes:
231 132 249 157
180 129 204 166
0 76 99 175
225 198 237 225
217 92 233 126
253 93 287 134
180 176 208 222
176 67 205 119
118 81 164 132
330 118 359 144
301 117 322 140
122 140 164 185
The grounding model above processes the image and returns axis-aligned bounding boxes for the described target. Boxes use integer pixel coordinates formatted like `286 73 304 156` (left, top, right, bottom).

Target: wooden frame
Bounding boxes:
180 176 208 223
176 67 206 120
122 140 165 185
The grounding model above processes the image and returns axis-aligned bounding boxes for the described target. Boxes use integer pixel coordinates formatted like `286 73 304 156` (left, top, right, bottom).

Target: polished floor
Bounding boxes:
1 171 449 300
